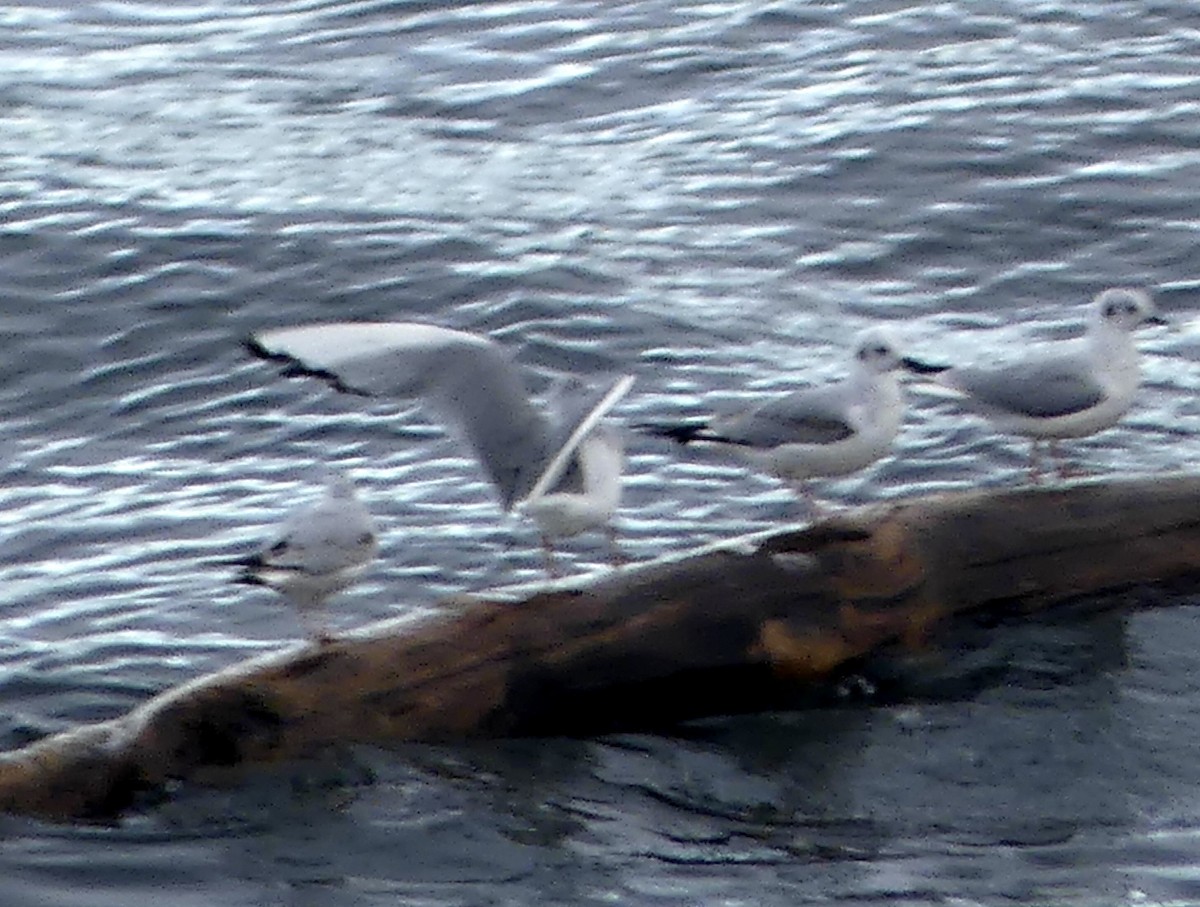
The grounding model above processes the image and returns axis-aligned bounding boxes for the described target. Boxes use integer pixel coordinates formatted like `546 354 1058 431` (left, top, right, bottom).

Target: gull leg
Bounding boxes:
1050 440 1067 480
789 480 825 520
541 536 561 579
299 607 335 645
606 525 628 569
1027 441 1044 485
1051 441 1086 480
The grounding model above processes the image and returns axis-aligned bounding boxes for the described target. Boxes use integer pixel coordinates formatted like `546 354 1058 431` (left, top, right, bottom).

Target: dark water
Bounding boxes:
2 1 1200 903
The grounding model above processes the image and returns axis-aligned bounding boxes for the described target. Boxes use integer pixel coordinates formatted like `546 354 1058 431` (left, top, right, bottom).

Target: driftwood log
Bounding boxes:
4 475 1200 822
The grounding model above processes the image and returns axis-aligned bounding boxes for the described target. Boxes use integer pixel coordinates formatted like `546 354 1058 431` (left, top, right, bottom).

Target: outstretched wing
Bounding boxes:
248 323 577 509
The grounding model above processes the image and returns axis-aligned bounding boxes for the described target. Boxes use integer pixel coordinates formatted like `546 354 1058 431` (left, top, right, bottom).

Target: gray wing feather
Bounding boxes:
250 323 557 509
422 343 558 507
712 388 856 448
947 359 1106 418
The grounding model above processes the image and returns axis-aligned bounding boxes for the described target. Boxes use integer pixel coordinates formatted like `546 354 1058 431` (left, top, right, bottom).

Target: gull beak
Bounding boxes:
900 356 951 376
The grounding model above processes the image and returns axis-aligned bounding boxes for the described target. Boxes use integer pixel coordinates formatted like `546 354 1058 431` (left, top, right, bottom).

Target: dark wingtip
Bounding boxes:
243 334 373 397
235 570 269 588
901 356 952 376
243 335 274 362
212 554 267 586
210 552 262 570
635 421 715 445
209 555 269 588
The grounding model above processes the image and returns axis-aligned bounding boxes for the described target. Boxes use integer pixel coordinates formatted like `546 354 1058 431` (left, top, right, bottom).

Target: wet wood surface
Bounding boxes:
4 475 1200 822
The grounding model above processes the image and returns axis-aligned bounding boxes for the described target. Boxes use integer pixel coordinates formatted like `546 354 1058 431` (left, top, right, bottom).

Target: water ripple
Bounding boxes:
0 1 1198 903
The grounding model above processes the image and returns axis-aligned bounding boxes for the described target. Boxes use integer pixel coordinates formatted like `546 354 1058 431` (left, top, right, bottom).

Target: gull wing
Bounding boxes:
945 357 1106 418
248 323 558 509
518 374 635 507
710 386 857 448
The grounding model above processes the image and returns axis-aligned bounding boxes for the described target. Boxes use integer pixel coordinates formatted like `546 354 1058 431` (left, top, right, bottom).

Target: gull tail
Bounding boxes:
204 552 273 587
205 553 263 570
636 420 724 446
233 569 271 589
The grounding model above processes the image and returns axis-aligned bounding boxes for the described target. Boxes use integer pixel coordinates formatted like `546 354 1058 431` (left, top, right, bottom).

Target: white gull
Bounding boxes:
235 472 378 642
907 287 1166 482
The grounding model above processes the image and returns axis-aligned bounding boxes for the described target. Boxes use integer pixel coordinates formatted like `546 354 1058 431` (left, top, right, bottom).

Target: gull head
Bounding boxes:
1092 287 1166 332
851 326 904 375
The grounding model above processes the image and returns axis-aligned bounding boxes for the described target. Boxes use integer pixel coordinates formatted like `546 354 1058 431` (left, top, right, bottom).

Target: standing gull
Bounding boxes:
642 326 921 513
234 472 378 643
905 287 1166 482
246 322 635 576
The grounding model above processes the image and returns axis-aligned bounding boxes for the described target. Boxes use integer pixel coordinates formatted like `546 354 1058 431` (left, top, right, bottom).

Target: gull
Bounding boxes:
904 287 1166 482
641 326 922 512
246 322 635 576
234 472 378 643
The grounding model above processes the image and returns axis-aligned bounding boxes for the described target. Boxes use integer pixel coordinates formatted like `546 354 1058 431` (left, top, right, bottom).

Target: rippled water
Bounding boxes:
3 1 1200 904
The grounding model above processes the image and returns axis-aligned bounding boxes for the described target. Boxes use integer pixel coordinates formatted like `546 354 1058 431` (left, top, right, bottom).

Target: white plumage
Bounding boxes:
236 473 377 641
915 288 1165 481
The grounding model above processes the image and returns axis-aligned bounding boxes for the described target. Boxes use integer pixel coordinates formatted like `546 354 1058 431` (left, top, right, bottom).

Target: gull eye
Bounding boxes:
1103 301 1120 319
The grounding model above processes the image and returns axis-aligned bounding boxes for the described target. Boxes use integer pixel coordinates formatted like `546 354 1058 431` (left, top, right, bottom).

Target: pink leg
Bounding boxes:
1027 440 1044 485
1050 440 1065 480
1051 441 1086 480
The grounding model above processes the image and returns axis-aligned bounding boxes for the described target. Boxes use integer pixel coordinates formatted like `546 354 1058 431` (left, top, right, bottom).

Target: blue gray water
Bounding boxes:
2 1 1200 903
